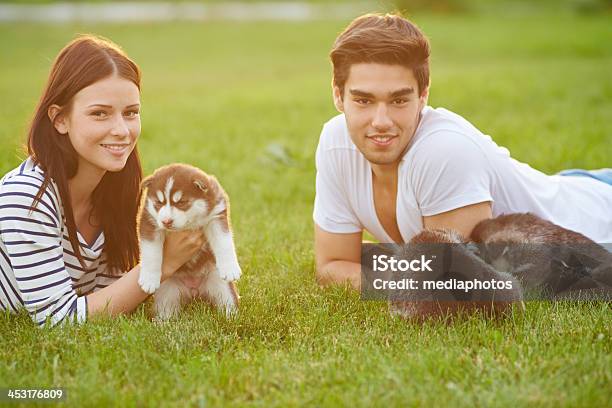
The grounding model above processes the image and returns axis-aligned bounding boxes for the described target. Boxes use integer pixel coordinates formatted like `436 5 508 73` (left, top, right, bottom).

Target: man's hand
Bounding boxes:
422 201 492 239
314 225 362 289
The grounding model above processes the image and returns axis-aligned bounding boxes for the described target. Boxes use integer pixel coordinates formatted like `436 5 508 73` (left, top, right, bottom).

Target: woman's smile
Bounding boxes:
100 143 131 157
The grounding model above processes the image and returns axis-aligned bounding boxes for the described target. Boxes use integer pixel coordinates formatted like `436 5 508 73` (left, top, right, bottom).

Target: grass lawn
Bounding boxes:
0 11 611 407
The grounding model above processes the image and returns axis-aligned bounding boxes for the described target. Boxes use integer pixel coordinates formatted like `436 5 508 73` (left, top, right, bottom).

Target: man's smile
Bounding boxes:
366 134 397 147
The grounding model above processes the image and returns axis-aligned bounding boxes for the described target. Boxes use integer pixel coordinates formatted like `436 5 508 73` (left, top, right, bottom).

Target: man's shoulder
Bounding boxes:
416 106 482 139
317 113 357 153
407 106 493 158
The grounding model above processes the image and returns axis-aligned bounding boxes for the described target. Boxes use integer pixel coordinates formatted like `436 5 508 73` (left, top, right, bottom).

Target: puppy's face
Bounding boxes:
141 165 222 231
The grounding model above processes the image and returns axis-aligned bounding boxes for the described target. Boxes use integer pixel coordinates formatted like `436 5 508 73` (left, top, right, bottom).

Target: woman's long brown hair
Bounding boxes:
27 35 143 275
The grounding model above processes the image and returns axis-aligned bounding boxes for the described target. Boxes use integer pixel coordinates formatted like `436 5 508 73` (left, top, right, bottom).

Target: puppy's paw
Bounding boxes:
218 261 241 282
153 312 175 322
222 303 238 318
152 316 170 325
154 301 181 321
138 271 161 294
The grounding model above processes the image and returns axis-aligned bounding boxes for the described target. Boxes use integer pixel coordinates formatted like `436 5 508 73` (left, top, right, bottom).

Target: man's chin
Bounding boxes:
362 152 402 167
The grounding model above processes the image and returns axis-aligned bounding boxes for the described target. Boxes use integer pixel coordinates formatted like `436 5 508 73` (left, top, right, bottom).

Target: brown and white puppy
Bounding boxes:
137 163 240 320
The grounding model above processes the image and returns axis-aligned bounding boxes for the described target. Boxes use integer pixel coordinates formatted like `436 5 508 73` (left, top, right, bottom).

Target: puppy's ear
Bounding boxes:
193 178 208 193
141 175 153 190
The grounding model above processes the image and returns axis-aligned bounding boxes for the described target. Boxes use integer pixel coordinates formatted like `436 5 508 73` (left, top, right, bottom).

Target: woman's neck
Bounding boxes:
68 159 106 212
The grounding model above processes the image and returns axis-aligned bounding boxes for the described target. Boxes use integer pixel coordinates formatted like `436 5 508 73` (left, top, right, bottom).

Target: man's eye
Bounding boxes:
355 99 371 105
392 98 408 105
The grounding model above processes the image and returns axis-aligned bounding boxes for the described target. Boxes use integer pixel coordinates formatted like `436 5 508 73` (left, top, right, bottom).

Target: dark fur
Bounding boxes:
389 229 523 320
471 213 612 300
390 213 612 320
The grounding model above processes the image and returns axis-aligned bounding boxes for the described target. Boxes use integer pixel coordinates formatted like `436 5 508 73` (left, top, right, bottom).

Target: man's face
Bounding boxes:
334 63 428 167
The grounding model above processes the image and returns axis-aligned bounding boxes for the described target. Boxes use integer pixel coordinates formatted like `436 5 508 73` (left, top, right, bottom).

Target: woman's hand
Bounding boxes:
161 230 205 281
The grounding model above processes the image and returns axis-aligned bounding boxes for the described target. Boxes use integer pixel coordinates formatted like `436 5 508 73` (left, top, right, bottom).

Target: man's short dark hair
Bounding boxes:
330 13 431 96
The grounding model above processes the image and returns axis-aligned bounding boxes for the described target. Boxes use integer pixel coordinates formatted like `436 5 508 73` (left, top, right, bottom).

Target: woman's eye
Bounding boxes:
91 111 107 117
125 110 140 118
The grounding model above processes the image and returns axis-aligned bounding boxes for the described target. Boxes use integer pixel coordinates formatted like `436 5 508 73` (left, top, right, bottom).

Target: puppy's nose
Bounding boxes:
161 218 174 228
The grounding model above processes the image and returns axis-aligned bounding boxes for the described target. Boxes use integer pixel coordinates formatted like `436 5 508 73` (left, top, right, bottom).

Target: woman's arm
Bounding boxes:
0 176 84 327
85 264 160 316
86 230 204 318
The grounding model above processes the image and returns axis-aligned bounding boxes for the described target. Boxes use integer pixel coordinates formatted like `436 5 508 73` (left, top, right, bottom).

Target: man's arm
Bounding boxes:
422 201 492 239
314 202 491 290
314 224 363 290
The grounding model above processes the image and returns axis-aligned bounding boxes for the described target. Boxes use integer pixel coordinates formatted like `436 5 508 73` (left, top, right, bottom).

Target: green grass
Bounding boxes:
0 13 611 407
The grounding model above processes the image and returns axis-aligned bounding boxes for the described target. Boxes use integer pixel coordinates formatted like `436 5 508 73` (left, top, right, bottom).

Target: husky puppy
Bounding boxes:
471 213 612 300
388 229 523 320
390 213 612 320
137 163 240 320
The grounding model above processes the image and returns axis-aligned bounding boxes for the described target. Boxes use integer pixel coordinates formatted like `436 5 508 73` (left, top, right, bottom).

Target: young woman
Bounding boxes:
0 35 203 326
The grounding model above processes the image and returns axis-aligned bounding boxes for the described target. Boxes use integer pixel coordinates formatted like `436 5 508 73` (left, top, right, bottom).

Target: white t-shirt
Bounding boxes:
313 106 612 243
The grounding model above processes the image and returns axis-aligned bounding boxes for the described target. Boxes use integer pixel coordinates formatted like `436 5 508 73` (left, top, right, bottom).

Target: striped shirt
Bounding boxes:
0 157 119 327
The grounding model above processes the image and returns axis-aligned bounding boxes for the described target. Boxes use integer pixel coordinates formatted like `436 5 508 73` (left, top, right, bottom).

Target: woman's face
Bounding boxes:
52 74 141 175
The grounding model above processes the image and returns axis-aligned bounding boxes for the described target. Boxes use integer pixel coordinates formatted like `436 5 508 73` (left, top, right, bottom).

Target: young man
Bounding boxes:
313 13 612 290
